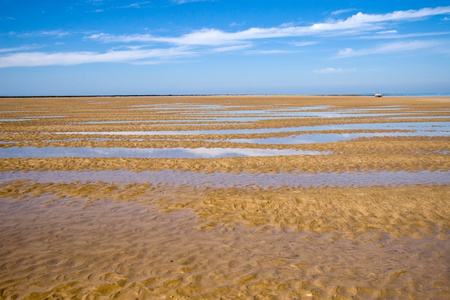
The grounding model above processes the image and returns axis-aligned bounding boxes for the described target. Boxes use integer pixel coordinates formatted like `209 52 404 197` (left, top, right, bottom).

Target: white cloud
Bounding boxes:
87 0 102 5
230 21 246 27
293 41 318 47
4 6 450 68
0 44 44 53
171 0 216 4
361 31 450 40
245 49 294 55
377 30 397 34
336 40 439 58
40 30 70 37
314 67 356 74
0 47 195 68
331 8 356 16
88 6 450 46
87 33 153 43
118 1 150 9
212 44 252 52
19 30 69 38
309 6 450 31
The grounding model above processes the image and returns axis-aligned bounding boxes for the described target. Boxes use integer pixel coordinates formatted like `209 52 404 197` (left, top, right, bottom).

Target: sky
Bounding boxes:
0 0 449 96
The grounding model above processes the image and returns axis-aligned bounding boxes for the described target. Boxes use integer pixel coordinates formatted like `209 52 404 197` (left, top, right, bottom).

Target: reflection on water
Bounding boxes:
79 120 242 126
130 104 225 110
0 118 33 122
0 146 327 158
78 113 445 124
4 132 448 146
56 122 450 136
130 104 331 111
0 116 66 122
1 170 448 187
389 116 450 119
194 111 404 118
219 131 450 144
120 105 425 123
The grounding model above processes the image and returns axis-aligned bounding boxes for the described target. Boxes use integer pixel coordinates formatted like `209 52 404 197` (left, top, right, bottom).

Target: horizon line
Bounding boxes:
1 92 450 98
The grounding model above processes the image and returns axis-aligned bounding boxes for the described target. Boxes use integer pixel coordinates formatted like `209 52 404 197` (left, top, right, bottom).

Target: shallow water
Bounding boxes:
181 106 416 120
2 170 448 187
79 120 247 125
0 146 326 158
55 121 450 136
78 107 427 124
130 104 330 111
389 116 450 119
219 131 450 144
78 112 447 125
10 131 446 146
197 110 405 118
1 97 449 299
128 105 422 121
130 103 226 110
0 118 33 122
80 117 291 124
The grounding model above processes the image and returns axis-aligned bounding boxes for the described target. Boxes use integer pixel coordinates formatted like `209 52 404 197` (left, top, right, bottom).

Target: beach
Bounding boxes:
0 95 449 299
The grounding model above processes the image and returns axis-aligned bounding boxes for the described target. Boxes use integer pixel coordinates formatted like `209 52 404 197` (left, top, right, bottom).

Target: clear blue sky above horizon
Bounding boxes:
1 0 449 96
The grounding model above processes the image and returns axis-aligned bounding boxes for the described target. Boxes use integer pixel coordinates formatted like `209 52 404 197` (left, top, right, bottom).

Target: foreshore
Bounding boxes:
0 95 449 298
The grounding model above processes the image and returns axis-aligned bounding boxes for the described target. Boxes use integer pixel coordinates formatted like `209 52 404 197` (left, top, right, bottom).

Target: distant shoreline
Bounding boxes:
1 93 450 98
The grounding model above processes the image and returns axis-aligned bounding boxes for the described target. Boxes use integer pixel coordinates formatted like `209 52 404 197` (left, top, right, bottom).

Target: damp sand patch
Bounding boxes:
1 182 448 239
0 195 448 298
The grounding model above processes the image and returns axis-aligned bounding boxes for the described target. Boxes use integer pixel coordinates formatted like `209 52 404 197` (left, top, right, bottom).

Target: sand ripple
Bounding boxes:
0 197 449 299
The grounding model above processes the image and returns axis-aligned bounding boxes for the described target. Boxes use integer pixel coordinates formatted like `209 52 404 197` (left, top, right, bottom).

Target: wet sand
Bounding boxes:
1 195 448 299
0 95 449 299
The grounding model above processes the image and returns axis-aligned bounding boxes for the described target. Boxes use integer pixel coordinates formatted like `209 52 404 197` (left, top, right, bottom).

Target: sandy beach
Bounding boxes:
0 95 449 299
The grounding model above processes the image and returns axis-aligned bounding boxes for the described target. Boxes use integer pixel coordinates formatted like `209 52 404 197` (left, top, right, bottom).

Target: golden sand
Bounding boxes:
1 181 448 239
1 149 448 174
0 190 449 299
0 96 449 299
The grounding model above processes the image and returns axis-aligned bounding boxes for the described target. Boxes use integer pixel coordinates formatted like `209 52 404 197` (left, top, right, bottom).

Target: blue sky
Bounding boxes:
0 0 449 96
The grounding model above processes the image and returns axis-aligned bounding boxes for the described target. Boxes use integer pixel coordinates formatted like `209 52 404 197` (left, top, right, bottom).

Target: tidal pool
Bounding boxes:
389 116 450 119
79 120 242 126
0 146 326 158
130 104 226 110
0 118 33 122
218 131 450 144
1 170 448 187
78 106 420 124
182 105 415 119
54 122 450 136
0 116 66 122
195 111 406 118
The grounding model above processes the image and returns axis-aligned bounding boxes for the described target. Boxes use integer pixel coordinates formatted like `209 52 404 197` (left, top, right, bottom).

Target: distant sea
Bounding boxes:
2 93 450 98
355 93 450 97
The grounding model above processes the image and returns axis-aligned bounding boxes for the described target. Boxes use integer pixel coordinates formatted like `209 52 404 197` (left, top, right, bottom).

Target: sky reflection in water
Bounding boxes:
1 170 448 188
58 122 450 136
0 147 326 158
